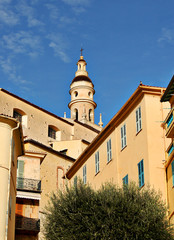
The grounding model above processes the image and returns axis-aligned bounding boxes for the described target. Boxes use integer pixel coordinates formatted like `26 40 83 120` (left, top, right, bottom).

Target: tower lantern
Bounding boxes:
68 52 96 123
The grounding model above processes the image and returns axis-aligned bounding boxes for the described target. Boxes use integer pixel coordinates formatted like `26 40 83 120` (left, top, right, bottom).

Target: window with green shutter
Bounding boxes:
107 139 112 163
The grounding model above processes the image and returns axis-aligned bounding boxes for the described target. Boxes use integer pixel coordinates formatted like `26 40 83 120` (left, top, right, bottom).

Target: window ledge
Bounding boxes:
139 183 145 189
121 145 127 152
95 171 100 176
136 128 142 136
107 159 112 165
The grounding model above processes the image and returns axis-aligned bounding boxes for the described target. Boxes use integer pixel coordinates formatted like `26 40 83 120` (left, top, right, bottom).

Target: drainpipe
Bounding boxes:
5 121 20 240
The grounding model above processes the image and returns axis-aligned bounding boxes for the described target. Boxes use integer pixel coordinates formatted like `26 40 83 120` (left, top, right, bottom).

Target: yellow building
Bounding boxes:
0 115 24 240
65 84 170 206
161 75 174 224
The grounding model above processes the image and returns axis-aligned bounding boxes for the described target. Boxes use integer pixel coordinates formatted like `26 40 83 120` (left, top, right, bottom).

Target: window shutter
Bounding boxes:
124 125 126 146
17 160 24 178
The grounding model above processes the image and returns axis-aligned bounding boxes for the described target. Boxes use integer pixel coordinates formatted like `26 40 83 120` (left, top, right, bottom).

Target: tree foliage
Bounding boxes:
43 182 174 240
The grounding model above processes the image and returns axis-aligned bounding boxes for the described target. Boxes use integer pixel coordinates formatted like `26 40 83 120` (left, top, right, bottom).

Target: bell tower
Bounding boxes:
68 50 97 123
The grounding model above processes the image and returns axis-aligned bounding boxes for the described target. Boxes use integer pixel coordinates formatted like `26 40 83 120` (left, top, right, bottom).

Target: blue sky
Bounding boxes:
0 0 174 126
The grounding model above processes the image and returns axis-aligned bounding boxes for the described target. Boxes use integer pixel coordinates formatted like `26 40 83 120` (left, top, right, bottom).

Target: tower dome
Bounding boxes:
68 51 97 123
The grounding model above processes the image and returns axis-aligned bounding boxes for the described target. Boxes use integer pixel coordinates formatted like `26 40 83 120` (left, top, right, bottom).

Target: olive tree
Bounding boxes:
43 182 173 240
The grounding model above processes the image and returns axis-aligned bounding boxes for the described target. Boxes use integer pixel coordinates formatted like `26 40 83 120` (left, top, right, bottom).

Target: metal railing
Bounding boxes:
17 177 41 192
16 216 40 232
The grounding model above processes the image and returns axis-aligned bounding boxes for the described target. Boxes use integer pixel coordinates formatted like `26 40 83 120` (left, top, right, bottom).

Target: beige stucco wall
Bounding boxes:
24 142 73 210
0 116 23 240
53 139 89 159
25 142 74 240
0 90 99 148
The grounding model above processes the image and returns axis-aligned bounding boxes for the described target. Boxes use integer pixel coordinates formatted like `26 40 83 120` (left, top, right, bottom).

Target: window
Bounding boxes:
138 159 144 187
89 109 92 122
17 160 24 188
13 109 27 129
13 110 22 123
74 91 78 97
74 109 78 120
167 113 173 128
123 174 128 185
121 124 126 149
136 107 142 133
171 161 174 186
95 151 99 174
48 126 56 139
107 139 112 162
83 165 87 184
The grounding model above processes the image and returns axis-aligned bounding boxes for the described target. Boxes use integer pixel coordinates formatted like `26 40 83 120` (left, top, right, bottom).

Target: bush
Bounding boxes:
43 181 174 240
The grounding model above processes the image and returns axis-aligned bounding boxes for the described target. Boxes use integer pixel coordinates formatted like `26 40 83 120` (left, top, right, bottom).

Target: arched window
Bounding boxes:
74 109 78 121
13 109 27 128
88 92 91 97
74 91 78 97
48 125 60 140
89 109 92 122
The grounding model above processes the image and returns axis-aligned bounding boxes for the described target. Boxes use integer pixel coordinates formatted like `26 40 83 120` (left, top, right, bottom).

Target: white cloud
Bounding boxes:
72 6 86 14
0 0 11 4
1 31 42 57
61 0 90 6
158 28 174 44
0 5 19 25
47 33 70 63
0 56 30 85
45 3 59 20
61 0 91 14
16 0 43 27
60 16 75 24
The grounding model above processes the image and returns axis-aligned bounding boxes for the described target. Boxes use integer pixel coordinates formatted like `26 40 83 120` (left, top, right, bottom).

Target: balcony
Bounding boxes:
16 216 40 233
164 108 174 138
165 142 174 166
17 177 41 192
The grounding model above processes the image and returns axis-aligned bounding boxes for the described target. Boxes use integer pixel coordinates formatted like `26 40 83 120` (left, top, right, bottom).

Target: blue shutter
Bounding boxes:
123 174 128 185
138 160 144 187
107 139 112 162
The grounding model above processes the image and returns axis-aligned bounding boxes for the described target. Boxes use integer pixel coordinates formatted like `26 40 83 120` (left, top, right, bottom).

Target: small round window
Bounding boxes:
74 91 78 97
88 92 91 97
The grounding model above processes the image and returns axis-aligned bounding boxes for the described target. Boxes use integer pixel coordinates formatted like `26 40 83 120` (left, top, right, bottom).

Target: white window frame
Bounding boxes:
136 106 142 133
83 165 87 184
107 139 112 162
121 124 126 149
95 151 99 174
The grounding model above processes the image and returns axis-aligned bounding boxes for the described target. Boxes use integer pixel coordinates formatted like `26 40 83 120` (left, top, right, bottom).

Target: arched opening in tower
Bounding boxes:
74 108 78 121
89 109 92 122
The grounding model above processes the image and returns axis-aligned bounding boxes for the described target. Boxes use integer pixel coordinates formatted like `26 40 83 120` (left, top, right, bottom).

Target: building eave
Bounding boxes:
160 75 174 102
